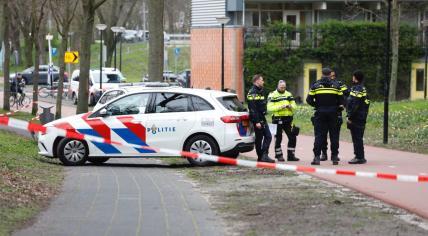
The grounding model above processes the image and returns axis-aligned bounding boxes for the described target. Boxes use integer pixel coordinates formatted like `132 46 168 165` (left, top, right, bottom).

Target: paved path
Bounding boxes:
14 158 225 236
244 125 428 219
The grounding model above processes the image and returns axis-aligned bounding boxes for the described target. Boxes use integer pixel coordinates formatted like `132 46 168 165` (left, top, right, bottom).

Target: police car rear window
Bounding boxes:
217 96 247 112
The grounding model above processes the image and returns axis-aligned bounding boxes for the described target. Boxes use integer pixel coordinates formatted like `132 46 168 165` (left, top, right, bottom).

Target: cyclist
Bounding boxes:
10 73 26 106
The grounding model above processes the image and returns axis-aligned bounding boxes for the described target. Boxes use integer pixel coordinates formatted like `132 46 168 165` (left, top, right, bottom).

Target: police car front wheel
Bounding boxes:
184 135 219 166
58 138 89 166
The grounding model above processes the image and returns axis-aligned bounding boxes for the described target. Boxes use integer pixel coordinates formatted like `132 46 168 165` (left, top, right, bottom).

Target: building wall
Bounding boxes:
191 26 245 100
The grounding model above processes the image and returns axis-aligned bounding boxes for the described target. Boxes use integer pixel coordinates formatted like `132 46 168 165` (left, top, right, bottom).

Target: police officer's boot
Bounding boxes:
331 155 340 165
287 150 299 161
275 148 285 162
320 152 328 161
261 153 275 163
311 156 320 165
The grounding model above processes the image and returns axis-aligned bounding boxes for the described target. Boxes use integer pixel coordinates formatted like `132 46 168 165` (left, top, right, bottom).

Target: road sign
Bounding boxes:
175 47 181 57
52 48 57 56
64 51 79 64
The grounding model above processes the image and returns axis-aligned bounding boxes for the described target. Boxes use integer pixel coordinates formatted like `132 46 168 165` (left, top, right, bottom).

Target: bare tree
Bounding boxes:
97 0 138 67
148 0 164 82
77 0 107 114
50 0 79 119
2 0 11 111
31 0 48 116
10 0 35 68
389 0 399 101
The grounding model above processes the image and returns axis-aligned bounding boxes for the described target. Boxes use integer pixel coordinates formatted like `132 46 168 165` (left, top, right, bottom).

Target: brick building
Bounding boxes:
191 0 428 101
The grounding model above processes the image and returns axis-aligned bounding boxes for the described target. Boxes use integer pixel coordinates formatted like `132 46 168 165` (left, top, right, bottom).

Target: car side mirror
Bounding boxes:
99 108 110 117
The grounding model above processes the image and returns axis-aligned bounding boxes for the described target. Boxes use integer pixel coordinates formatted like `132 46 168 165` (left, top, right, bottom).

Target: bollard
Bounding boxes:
39 105 55 125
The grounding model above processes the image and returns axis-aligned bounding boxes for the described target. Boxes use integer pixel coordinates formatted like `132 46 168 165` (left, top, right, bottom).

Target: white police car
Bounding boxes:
38 87 254 166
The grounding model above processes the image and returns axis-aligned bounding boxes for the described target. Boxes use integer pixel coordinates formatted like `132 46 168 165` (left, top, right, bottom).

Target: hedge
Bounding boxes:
244 20 423 100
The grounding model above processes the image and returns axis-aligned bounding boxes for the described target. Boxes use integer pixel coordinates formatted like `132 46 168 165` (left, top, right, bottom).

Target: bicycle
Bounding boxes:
38 83 68 99
9 91 31 110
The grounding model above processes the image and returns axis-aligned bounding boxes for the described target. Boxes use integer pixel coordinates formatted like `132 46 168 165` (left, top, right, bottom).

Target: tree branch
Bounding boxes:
94 0 108 10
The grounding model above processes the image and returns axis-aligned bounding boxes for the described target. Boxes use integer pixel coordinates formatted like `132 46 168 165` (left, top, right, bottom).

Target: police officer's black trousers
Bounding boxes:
321 116 343 155
349 124 365 159
313 112 339 157
254 123 272 159
274 118 296 157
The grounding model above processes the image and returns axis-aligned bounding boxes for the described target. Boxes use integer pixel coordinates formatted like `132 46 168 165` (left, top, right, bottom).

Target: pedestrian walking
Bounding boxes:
320 69 349 161
267 80 299 162
247 74 275 163
306 68 344 165
347 70 370 164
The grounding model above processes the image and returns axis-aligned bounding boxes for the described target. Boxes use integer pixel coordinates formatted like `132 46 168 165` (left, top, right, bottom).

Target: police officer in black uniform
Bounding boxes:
347 70 370 164
320 70 349 161
247 74 275 163
306 68 344 165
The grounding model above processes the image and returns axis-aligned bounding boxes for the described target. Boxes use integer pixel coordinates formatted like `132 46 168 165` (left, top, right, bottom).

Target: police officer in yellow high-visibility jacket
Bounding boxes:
267 80 300 162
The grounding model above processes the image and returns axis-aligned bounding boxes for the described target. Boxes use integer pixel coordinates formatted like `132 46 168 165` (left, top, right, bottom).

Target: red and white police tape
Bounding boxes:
0 116 427 184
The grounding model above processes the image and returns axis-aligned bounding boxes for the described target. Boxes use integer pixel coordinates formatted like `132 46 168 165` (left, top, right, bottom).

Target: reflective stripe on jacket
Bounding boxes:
267 90 296 117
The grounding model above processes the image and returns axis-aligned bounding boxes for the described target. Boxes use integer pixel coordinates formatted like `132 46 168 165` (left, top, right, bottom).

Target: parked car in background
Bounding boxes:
102 67 127 83
10 65 68 85
163 71 177 82
176 69 191 88
70 69 120 106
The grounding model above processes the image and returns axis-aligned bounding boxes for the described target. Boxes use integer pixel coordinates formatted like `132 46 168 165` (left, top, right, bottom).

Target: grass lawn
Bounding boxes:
89 42 190 83
291 99 428 154
0 130 63 236
0 109 38 122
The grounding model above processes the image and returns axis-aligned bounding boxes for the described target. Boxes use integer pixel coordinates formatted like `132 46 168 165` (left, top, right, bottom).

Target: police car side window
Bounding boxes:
106 93 150 115
154 93 189 113
190 95 214 111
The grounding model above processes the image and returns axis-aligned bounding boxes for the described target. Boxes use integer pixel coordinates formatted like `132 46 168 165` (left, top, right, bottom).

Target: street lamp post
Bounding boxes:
67 32 74 98
119 27 125 71
111 26 122 71
216 16 230 91
383 0 392 144
96 24 107 91
422 20 428 100
46 34 54 86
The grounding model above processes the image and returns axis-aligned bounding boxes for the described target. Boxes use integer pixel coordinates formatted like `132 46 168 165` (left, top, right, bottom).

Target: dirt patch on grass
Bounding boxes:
173 159 428 236
0 130 63 235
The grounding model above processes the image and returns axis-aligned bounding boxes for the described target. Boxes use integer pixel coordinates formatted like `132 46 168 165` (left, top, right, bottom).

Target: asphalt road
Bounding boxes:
13 158 225 236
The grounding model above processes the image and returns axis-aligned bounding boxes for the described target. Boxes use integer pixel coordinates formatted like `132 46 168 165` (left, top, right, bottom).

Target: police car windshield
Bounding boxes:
217 96 247 112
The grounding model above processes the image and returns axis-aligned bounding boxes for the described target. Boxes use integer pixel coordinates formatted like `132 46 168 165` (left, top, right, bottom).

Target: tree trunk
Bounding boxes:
389 0 399 101
23 35 34 67
2 0 11 111
105 32 114 67
77 1 94 114
55 34 68 119
148 0 164 82
32 35 41 116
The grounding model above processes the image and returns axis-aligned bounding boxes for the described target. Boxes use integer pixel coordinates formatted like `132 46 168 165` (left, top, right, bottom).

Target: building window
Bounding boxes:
416 69 425 91
261 11 283 26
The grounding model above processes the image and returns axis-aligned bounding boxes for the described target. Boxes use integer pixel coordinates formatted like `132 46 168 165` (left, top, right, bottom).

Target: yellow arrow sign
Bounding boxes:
64 51 79 64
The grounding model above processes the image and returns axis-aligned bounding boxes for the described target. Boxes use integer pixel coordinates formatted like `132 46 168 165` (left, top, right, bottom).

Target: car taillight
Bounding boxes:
221 116 241 123
240 114 249 120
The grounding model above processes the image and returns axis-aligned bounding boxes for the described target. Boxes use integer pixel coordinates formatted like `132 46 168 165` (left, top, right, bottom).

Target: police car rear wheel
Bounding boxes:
184 135 219 166
58 138 88 166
